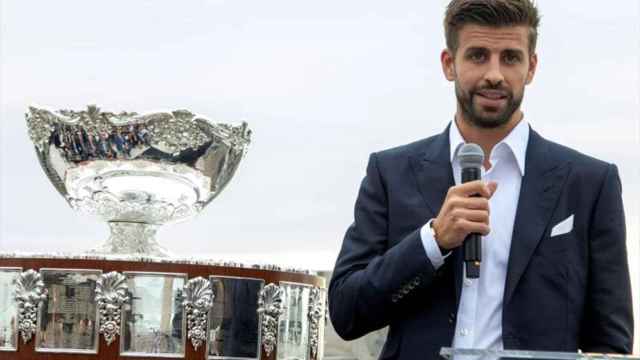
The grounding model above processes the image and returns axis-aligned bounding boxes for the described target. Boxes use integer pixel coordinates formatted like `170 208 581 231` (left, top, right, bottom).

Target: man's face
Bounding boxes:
441 24 537 128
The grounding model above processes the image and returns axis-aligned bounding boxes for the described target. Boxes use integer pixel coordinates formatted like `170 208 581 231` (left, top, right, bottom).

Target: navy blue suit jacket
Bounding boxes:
329 126 634 359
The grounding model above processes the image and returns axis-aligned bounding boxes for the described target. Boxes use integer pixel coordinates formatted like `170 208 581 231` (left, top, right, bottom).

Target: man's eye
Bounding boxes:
469 52 486 62
504 54 521 64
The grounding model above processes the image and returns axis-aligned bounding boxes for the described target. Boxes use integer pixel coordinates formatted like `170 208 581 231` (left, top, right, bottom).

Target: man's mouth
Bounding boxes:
476 90 508 100
474 90 508 109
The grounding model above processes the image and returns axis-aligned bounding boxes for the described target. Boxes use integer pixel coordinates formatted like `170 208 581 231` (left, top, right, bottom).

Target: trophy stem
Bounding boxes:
92 222 170 257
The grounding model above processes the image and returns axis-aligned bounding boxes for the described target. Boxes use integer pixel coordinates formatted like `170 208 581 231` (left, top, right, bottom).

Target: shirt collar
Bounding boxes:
449 118 529 175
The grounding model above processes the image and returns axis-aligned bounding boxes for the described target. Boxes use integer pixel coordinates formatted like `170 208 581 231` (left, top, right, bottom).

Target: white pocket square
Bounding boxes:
551 214 574 237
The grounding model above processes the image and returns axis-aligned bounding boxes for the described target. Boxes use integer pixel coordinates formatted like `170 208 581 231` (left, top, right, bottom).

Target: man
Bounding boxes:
328 1 634 359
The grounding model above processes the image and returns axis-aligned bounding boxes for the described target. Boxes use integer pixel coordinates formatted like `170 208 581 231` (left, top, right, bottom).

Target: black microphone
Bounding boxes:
457 143 484 279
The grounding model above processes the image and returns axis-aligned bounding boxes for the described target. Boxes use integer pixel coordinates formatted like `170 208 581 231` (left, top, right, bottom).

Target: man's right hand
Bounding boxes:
431 180 498 251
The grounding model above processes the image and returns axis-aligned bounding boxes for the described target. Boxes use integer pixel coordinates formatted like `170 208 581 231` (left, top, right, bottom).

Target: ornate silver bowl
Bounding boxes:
26 105 251 256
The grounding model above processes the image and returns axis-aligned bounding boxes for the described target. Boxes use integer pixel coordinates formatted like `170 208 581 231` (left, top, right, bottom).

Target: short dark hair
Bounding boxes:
444 0 540 55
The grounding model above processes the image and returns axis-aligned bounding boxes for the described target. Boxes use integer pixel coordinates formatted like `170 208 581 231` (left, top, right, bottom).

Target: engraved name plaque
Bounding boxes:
0 268 20 352
35 269 101 354
277 283 312 360
208 277 264 359
121 272 187 357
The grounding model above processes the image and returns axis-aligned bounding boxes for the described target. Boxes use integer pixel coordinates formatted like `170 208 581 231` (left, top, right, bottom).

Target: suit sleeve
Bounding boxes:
328 152 440 340
580 164 634 353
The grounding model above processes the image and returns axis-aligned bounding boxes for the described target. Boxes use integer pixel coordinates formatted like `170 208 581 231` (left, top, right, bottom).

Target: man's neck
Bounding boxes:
455 111 523 170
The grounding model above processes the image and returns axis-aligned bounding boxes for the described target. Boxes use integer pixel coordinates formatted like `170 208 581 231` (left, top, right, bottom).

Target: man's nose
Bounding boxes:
484 57 505 86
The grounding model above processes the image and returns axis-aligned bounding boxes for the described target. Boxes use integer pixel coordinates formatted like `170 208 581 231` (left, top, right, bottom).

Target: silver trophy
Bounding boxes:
25 105 251 257
2 105 326 359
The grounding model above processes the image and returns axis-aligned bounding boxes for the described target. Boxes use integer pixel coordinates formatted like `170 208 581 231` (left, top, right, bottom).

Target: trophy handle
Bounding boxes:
34 146 69 198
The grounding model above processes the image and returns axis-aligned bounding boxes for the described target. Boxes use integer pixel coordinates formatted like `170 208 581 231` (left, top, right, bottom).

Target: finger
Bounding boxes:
486 181 498 197
457 218 491 236
463 181 494 198
452 197 490 212
451 208 489 223
451 181 491 198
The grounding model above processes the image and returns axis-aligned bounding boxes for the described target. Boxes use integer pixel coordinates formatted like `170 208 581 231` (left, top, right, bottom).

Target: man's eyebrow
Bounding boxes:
503 48 525 56
464 47 488 54
463 47 526 56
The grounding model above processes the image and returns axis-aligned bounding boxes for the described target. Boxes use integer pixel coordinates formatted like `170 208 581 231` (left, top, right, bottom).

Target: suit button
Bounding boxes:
448 313 456 324
391 294 400 303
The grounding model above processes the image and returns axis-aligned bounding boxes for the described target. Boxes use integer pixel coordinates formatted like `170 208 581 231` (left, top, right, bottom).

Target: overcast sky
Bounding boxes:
0 1 638 345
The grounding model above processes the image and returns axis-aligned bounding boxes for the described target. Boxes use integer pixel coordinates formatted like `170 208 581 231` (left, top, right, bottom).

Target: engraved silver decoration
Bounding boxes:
25 105 251 257
95 271 129 346
182 277 214 351
13 269 47 344
308 287 324 358
257 283 285 357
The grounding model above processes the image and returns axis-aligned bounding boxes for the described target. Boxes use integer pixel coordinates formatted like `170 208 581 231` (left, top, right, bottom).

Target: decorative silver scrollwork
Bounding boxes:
308 287 324 358
182 277 214 351
257 283 285 357
13 269 47 344
95 271 129 346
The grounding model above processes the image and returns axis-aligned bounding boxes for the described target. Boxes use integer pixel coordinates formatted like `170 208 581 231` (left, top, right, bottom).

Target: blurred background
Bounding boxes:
1 0 638 356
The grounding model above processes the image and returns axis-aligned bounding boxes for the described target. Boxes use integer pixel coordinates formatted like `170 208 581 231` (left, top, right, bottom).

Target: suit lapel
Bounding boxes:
409 126 454 219
409 125 463 304
503 129 571 304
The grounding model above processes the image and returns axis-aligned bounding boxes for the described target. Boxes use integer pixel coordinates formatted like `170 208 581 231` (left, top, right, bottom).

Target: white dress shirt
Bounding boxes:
420 119 529 350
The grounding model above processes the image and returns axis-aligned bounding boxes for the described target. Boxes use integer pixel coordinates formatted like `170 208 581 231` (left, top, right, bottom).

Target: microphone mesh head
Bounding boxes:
457 143 484 169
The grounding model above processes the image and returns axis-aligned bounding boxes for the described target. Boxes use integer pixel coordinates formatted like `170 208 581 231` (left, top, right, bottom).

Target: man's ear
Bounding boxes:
441 49 456 81
525 52 538 85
